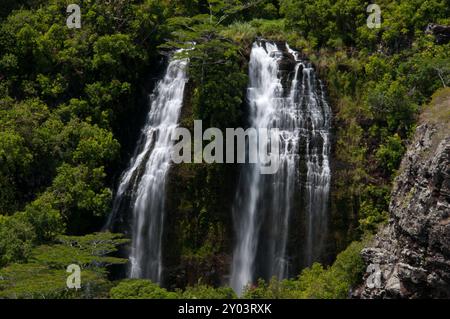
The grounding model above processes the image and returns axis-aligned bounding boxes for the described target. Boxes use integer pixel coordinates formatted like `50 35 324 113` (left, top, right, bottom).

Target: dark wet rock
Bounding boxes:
426 23 450 44
275 42 297 71
255 38 298 72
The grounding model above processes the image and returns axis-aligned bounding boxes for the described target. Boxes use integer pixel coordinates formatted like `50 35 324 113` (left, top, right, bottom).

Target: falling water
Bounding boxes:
106 56 188 283
303 64 331 267
230 41 331 295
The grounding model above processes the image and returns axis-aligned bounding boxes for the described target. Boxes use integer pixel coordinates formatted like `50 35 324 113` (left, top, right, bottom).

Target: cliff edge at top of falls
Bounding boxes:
354 88 450 299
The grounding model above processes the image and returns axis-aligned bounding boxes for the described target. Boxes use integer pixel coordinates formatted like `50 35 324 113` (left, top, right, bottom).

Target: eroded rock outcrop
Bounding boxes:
355 88 450 298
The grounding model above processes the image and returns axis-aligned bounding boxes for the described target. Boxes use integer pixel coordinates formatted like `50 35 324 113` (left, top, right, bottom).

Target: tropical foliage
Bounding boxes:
0 0 448 298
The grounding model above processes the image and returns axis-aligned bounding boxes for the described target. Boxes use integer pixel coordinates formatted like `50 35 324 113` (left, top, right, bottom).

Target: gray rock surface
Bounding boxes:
355 90 450 298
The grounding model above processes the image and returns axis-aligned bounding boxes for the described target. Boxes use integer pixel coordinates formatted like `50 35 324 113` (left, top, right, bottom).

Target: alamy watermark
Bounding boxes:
66 264 81 289
171 121 281 175
367 4 381 29
66 3 381 30
366 263 382 288
67 4 81 29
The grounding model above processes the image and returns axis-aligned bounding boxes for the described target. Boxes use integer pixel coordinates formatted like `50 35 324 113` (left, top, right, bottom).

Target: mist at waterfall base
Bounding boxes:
106 57 188 283
230 41 331 295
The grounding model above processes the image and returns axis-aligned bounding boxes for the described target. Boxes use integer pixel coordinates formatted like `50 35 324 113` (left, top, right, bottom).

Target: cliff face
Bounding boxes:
356 88 450 298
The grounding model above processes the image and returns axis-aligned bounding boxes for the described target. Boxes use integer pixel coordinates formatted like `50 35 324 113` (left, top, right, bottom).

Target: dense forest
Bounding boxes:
0 0 449 299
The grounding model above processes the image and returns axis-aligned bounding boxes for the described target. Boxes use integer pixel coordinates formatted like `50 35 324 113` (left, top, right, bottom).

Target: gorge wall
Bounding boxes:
355 88 450 298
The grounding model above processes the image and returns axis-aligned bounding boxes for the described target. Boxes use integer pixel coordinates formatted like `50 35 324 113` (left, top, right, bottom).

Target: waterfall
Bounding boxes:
303 66 332 267
106 56 188 283
230 41 331 295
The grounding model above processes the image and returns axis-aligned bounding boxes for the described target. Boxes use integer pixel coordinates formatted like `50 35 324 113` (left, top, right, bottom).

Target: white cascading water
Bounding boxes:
303 66 331 267
107 56 188 283
230 41 331 295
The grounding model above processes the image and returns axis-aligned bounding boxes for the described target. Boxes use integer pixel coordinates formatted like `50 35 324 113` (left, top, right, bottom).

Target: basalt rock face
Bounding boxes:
355 89 450 298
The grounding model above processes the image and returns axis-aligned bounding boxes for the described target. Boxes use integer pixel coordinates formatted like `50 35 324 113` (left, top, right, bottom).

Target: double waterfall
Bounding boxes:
107 41 330 293
107 56 188 283
230 42 331 295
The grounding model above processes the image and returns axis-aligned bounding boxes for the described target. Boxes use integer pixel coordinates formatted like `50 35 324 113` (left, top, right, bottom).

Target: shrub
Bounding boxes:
375 134 406 176
243 241 366 299
0 213 35 267
181 285 237 299
110 280 178 299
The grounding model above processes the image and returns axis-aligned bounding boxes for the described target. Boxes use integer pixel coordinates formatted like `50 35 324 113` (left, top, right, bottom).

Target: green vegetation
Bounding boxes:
242 241 366 299
109 241 364 299
0 0 448 298
110 279 179 299
0 232 128 298
110 280 236 299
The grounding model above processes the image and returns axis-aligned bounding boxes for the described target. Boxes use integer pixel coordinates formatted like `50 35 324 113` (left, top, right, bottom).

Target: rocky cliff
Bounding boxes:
355 88 450 298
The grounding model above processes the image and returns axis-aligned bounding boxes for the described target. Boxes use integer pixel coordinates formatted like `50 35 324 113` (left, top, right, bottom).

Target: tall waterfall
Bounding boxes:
230 41 331 295
107 57 188 283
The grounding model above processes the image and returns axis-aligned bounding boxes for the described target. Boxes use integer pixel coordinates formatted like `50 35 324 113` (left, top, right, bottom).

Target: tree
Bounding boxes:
48 164 113 234
0 232 127 299
375 134 406 176
0 213 35 267
23 193 65 243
